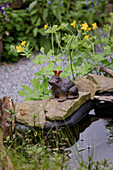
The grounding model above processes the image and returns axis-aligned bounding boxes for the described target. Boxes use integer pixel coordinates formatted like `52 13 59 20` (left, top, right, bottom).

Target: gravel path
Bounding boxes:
0 57 38 102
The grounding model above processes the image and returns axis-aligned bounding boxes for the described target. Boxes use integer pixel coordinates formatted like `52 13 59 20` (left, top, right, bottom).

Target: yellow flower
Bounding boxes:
106 29 109 31
21 40 26 47
44 24 48 29
70 20 76 28
87 27 91 32
94 36 96 39
81 23 88 31
92 23 98 29
16 45 23 52
84 35 89 40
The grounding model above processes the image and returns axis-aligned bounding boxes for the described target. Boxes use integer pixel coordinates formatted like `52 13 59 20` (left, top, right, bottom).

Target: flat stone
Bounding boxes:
87 74 113 93
44 92 90 121
15 99 49 128
74 76 96 99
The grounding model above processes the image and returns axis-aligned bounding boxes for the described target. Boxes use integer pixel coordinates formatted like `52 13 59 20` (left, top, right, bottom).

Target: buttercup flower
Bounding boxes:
87 27 91 32
81 23 88 31
16 45 23 52
106 29 109 31
70 20 76 28
92 23 98 29
21 40 26 47
84 35 89 40
44 24 48 29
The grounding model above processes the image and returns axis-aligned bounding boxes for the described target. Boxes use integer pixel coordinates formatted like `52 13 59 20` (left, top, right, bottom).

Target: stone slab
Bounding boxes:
15 99 49 128
44 92 90 121
74 76 96 99
87 74 113 93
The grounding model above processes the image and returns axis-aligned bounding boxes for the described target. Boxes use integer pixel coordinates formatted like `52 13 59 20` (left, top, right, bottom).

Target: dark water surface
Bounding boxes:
68 109 113 165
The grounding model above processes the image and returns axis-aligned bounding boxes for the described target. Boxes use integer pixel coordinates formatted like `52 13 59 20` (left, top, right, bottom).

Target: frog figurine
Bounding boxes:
48 70 79 102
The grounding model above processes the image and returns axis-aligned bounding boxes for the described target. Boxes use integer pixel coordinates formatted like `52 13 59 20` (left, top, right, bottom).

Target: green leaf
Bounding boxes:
32 78 40 91
54 66 62 71
24 96 33 101
40 47 44 53
29 1 37 11
52 6 62 22
47 62 54 70
47 49 53 57
33 54 46 64
33 27 38 37
18 90 28 96
31 15 37 24
93 54 104 61
22 85 32 92
35 18 41 26
30 9 37 16
76 62 92 76
100 37 108 44
42 8 48 21
41 78 49 94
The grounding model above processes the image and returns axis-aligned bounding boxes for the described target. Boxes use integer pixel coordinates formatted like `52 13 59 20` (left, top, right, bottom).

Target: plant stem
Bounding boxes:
69 51 75 80
51 33 54 56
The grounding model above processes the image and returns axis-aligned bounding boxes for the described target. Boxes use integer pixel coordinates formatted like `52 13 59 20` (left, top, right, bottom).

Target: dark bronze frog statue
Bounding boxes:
48 70 79 102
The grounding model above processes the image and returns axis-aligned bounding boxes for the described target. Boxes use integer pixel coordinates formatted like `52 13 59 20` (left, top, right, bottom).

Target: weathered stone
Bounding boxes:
94 95 113 102
74 76 96 99
44 92 90 121
87 74 113 93
0 96 14 140
16 99 49 128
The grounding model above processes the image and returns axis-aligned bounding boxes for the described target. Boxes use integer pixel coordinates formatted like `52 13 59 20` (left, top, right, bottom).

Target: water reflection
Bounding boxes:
44 105 113 162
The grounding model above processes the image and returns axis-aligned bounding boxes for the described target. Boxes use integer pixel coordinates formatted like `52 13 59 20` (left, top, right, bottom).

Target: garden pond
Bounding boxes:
37 107 113 166
68 109 113 164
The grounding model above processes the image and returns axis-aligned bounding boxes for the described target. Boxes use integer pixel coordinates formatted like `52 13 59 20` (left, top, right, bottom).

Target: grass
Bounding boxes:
0 125 113 170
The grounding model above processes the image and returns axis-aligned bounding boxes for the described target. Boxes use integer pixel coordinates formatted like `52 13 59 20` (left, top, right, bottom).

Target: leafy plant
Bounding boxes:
2 0 108 62
12 13 113 101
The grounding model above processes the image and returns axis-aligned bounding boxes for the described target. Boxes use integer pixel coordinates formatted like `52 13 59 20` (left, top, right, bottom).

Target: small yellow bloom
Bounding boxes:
70 20 76 28
16 45 23 53
94 36 96 39
44 24 48 30
21 40 26 47
92 23 98 29
84 35 89 40
87 27 91 32
106 29 109 31
81 23 88 31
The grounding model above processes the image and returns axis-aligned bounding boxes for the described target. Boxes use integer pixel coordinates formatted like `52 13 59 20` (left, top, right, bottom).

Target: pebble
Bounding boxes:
0 57 38 102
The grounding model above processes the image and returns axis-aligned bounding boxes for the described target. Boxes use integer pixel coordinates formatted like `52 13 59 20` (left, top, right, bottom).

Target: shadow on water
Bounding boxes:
62 101 113 163
43 101 113 163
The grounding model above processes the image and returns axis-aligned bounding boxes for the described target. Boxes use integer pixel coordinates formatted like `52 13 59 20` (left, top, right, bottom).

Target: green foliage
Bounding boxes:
73 0 107 26
12 13 113 100
18 78 51 101
0 126 69 169
1 0 108 62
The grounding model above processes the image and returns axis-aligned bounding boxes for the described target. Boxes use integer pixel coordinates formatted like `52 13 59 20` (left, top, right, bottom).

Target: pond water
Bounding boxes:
67 109 113 165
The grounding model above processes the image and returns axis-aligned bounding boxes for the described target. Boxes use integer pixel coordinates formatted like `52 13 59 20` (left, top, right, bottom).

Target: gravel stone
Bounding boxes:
0 57 38 102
